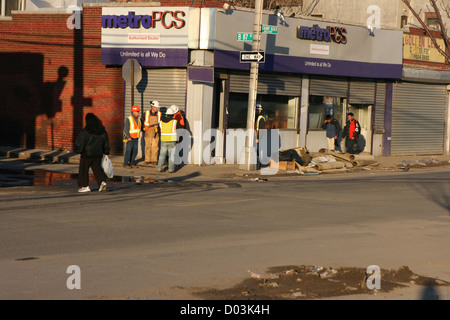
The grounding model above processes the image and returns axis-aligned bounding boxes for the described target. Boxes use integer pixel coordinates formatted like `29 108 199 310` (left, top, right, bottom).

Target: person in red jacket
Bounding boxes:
342 112 361 154
171 105 185 128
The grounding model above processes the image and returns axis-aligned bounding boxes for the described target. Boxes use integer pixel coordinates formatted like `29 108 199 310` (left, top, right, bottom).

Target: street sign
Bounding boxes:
240 51 265 63
122 59 142 106
122 59 142 84
261 25 278 34
237 32 253 41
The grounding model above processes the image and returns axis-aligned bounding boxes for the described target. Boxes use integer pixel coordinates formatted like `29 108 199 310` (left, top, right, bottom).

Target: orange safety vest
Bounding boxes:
159 120 178 142
144 110 161 131
128 115 142 139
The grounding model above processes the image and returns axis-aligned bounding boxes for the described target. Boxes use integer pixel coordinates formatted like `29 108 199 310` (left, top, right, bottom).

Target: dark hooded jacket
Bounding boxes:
75 114 110 158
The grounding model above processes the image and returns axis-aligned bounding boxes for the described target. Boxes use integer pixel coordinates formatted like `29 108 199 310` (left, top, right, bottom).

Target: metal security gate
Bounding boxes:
349 79 375 105
374 81 387 133
392 82 447 154
124 68 187 118
309 76 348 97
229 72 302 96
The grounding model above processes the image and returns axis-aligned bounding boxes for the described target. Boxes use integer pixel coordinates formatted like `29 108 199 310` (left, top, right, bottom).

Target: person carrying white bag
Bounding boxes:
75 113 111 193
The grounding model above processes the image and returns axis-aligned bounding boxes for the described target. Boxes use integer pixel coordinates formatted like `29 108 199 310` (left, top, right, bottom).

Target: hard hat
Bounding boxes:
150 101 160 108
165 105 178 115
131 105 140 112
256 104 263 110
171 105 179 113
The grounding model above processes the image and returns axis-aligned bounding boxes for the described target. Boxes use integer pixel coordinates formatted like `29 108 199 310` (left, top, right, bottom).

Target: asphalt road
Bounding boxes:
0 166 449 300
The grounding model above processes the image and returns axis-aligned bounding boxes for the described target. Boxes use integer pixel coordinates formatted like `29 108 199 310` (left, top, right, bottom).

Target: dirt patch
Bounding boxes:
194 265 449 300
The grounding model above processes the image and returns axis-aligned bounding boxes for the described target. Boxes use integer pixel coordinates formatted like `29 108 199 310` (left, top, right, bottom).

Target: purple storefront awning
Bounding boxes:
214 50 403 79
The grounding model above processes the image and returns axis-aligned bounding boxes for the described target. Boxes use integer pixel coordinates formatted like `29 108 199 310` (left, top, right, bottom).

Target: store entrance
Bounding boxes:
348 104 373 153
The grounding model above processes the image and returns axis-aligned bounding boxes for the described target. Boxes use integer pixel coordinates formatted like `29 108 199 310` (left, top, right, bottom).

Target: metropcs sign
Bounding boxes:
102 10 186 29
297 24 348 44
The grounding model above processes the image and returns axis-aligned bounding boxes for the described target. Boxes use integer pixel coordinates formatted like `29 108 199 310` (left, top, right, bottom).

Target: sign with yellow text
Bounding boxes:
403 34 446 63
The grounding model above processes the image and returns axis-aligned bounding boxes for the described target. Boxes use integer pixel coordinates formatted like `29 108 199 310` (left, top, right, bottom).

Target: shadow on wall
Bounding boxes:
0 52 70 149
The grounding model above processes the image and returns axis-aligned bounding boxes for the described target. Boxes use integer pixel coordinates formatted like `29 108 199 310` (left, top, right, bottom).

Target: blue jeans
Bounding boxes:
124 138 139 166
158 141 176 172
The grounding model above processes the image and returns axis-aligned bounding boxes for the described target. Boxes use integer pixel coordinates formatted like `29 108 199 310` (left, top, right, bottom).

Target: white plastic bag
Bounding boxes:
102 155 114 178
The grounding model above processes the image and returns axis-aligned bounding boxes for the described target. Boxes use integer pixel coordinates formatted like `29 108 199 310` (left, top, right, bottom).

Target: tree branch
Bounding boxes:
430 0 450 55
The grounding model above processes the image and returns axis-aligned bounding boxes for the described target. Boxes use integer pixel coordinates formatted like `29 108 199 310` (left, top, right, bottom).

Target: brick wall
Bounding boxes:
0 8 124 154
0 1 227 154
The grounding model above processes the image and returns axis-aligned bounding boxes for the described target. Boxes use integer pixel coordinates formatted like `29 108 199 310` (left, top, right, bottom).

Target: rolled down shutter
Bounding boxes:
124 68 187 119
391 82 446 155
374 81 386 133
349 79 375 104
229 72 301 96
309 76 348 97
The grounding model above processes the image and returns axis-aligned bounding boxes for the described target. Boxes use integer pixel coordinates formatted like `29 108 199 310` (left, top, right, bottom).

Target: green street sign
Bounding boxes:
261 25 278 34
237 32 253 41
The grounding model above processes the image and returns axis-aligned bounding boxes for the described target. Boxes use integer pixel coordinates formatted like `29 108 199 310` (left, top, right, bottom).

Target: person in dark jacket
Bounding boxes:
75 113 110 192
342 112 361 154
322 115 342 152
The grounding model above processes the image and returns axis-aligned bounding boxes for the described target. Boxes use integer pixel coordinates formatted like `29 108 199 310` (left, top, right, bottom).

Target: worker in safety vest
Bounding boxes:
255 104 266 144
123 105 142 168
143 100 162 164
255 104 266 169
157 105 180 173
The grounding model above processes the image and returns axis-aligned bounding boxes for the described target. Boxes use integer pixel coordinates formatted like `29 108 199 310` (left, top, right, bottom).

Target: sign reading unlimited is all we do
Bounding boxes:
101 7 190 67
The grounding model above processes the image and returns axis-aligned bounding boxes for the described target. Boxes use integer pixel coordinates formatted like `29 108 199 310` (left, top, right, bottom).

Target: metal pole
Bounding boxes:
243 0 263 170
131 59 135 107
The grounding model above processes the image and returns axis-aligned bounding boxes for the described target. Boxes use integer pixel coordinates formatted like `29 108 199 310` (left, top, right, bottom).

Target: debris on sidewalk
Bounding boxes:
396 157 442 169
248 178 268 182
269 147 381 175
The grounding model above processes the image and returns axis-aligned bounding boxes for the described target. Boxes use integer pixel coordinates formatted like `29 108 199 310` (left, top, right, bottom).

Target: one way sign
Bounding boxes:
240 51 265 63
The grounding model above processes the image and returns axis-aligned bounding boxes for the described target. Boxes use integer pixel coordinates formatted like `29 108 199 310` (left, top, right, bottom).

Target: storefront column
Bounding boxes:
299 75 309 147
446 85 450 155
382 82 393 157
185 50 214 165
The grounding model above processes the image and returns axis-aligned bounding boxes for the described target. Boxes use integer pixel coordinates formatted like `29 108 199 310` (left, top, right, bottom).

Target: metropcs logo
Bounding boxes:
102 10 186 29
297 24 347 44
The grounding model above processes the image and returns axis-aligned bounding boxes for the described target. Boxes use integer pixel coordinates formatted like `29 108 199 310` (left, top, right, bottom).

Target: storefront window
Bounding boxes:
227 93 298 129
308 96 345 130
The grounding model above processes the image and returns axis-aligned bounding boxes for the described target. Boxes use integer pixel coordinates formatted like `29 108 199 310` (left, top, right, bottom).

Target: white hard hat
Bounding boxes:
166 105 179 115
150 101 160 108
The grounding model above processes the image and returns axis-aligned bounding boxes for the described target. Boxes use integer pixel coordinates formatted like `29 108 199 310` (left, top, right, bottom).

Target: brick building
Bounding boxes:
0 1 449 161
0 1 224 155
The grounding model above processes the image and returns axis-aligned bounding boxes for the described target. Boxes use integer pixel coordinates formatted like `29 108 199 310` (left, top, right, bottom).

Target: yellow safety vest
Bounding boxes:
128 115 142 139
159 120 177 142
144 110 161 130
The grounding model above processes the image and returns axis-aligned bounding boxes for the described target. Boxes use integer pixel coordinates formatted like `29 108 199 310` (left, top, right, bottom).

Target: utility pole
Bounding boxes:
243 0 263 171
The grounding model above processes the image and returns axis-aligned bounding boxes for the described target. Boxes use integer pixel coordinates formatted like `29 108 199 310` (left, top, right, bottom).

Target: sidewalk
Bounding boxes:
1 145 449 181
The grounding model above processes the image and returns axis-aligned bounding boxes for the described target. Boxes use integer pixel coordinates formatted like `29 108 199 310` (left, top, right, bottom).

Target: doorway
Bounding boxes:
348 104 373 153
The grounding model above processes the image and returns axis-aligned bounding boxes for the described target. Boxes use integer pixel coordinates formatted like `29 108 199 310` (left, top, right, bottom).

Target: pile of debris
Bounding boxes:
270 147 379 174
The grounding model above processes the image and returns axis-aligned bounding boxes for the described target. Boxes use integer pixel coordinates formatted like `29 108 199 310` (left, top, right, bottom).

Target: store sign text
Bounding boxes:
297 25 347 44
102 10 186 29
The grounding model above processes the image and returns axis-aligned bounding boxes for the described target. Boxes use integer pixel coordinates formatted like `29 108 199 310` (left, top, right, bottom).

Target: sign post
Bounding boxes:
242 0 263 171
122 59 142 107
